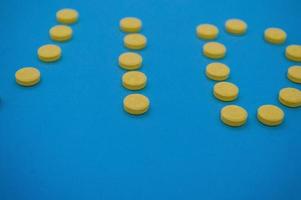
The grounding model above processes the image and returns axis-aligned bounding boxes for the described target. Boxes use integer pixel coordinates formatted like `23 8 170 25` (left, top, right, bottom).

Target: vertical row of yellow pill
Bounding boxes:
119 17 150 115
15 8 79 87
281 31 301 108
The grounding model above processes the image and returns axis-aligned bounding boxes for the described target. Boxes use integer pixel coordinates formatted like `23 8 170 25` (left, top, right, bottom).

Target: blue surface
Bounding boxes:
0 0 301 199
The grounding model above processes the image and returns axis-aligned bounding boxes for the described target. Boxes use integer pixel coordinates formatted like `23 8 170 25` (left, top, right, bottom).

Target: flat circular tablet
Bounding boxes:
49 25 73 42
257 105 284 126
279 87 301 108
122 71 147 90
264 28 287 44
288 66 301 83
286 45 301 62
206 62 230 81
38 44 61 62
56 8 79 24
120 17 142 33
196 24 219 40
221 105 248 127
118 52 142 70
15 67 40 86
203 42 226 59
123 94 150 115
213 82 239 101
124 33 147 50
225 19 247 35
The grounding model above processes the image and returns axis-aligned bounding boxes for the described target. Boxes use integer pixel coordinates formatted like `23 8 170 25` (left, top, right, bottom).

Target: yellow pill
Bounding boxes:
123 94 150 115
56 8 79 24
196 24 219 40
122 71 147 90
118 52 142 70
206 62 230 81
288 66 301 83
213 82 239 101
225 19 247 35
124 33 147 50
49 25 73 42
279 87 301 108
257 105 284 126
120 17 142 33
286 45 301 62
264 28 287 44
38 44 61 62
203 42 226 59
15 67 40 87
221 105 248 127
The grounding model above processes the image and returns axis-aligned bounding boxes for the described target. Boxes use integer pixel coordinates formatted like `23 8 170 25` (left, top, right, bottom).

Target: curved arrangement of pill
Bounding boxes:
196 19 301 127
119 17 150 115
10 12 300 124
15 8 79 87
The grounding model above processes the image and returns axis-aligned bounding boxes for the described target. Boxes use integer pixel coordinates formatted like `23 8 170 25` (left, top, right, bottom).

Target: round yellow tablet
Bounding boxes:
225 19 247 35
279 87 301 108
122 71 147 90
206 62 230 81
286 45 301 62
123 94 150 115
118 52 142 70
213 82 239 101
196 24 219 40
288 66 301 83
120 17 142 33
56 8 79 24
124 33 147 50
203 42 226 59
15 67 40 86
257 105 284 126
38 44 61 62
49 25 73 42
264 28 287 44
221 105 248 127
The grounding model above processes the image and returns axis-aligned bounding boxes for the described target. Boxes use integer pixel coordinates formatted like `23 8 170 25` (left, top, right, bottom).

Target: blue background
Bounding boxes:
0 0 301 199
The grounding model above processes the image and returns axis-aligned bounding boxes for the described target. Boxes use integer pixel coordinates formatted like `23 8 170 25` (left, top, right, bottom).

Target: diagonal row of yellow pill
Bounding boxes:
38 8 78 63
15 8 79 87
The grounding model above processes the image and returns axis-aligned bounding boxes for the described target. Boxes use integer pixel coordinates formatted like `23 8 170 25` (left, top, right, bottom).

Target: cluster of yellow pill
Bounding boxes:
196 18 300 127
15 8 79 87
263 27 301 123
119 17 150 115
